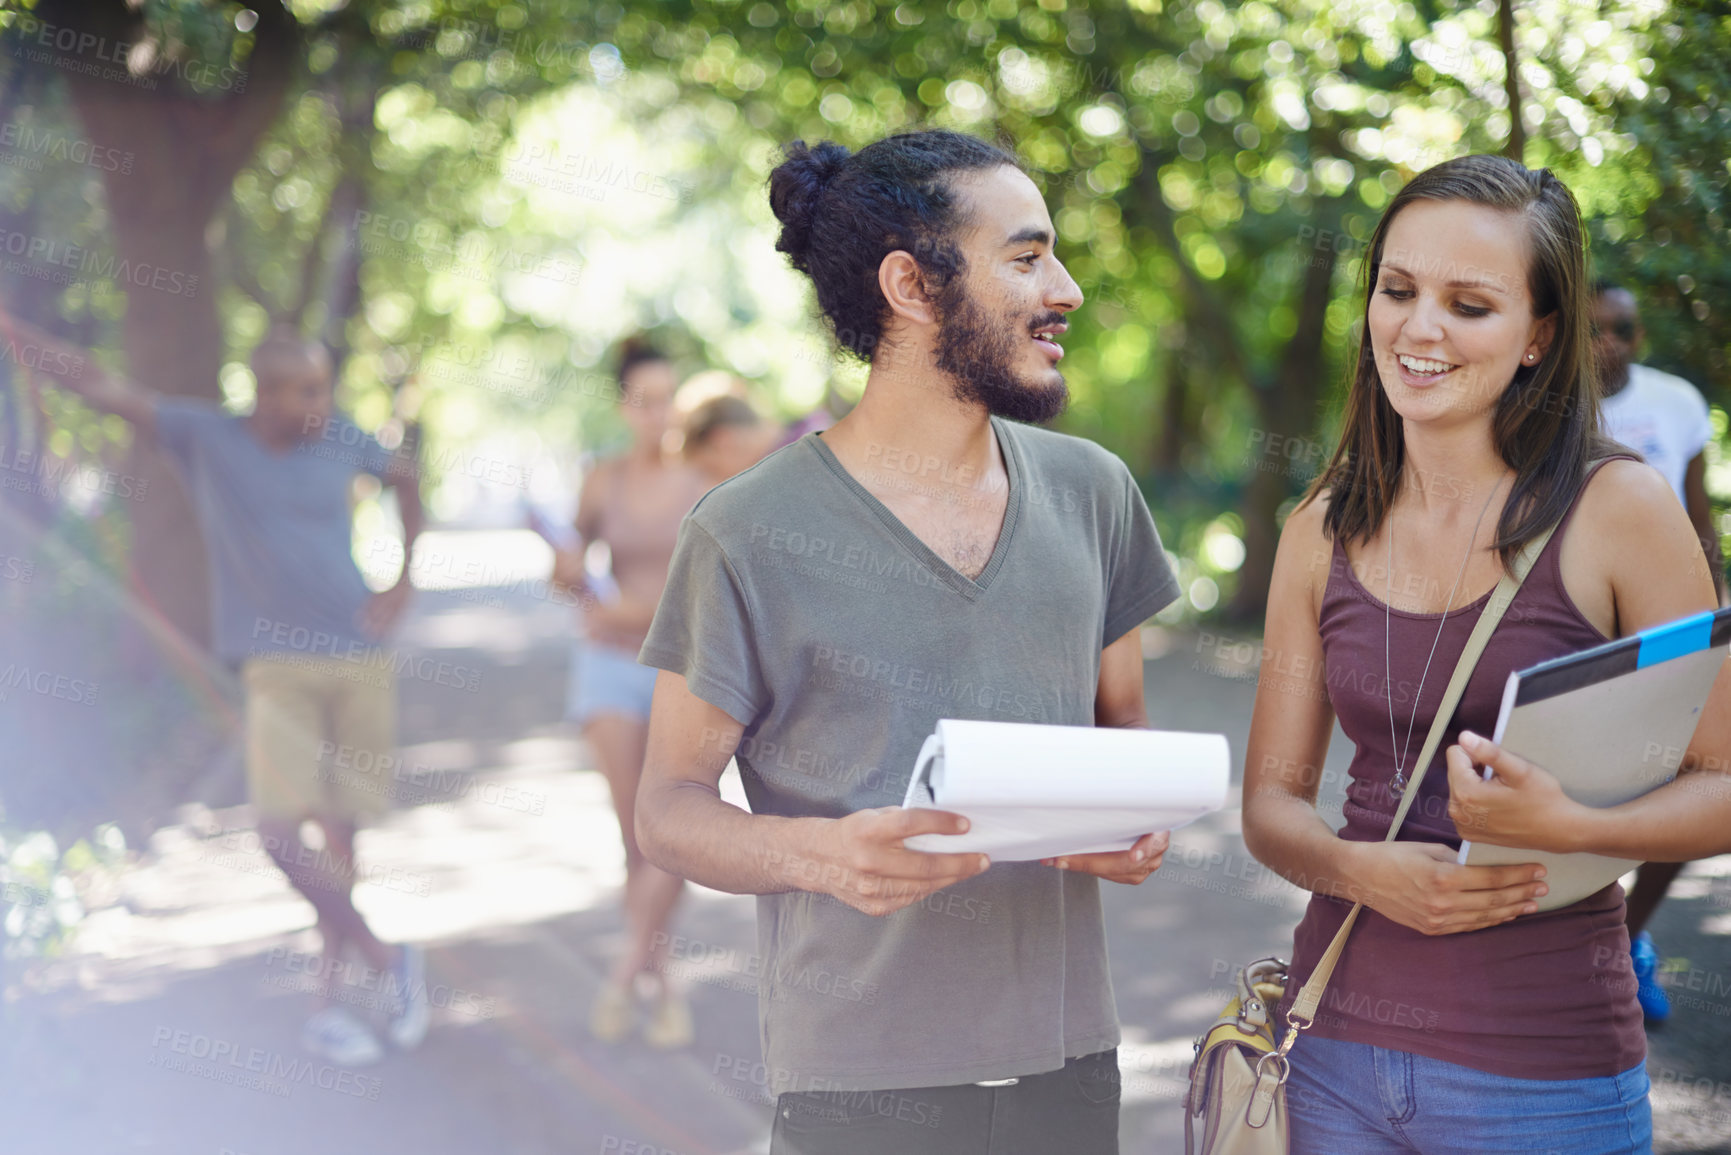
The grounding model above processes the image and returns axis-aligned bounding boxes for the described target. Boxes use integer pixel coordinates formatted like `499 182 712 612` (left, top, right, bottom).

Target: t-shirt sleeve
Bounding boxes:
151 396 224 465
330 419 396 480
1680 382 1714 460
639 518 769 726
1103 463 1181 646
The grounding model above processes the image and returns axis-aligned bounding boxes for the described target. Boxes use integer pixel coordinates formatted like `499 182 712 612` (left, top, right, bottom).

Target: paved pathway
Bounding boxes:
6 540 1730 1154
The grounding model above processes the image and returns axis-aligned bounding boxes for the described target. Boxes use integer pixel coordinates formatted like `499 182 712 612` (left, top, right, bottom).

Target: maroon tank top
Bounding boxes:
1280 460 1645 1080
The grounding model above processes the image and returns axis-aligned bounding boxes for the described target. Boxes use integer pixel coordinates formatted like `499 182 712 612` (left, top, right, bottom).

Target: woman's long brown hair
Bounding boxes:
1304 154 1619 570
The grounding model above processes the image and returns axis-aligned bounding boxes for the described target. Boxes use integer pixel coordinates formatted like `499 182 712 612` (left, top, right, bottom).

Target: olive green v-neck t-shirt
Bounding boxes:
641 417 1180 1095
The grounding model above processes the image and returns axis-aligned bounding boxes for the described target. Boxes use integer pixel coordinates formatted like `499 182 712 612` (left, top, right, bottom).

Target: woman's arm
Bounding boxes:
1240 497 1355 894
573 458 609 545
1448 460 1731 859
584 592 662 636
551 460 612 590
1244 497 1550 935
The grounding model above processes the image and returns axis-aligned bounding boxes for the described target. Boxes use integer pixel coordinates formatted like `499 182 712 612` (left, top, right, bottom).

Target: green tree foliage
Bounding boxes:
1547 0 1731 385
594 0 1714 616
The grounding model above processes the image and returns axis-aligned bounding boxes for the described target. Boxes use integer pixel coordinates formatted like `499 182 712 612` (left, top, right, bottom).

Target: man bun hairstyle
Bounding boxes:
768 129 1021 363
768 140 850 273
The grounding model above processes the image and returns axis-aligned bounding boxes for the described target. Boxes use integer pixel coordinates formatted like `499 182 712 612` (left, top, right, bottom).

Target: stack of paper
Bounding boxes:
899 719 1230 861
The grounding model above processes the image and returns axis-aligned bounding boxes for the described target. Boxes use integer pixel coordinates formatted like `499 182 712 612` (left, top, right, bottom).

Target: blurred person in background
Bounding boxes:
773 378 849 450
0 310 427 1067
679 390 778 485
549 337 710 1047
675 367 754 407
1592 279 1726 1023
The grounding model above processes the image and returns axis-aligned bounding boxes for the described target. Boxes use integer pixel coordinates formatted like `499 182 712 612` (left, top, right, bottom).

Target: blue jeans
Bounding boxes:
1287 1035 1651 1155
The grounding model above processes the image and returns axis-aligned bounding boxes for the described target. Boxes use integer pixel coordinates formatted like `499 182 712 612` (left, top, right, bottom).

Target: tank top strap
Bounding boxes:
1530 454 1636 591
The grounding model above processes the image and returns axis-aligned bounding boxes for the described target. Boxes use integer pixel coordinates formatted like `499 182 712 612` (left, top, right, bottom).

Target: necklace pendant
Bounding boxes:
1389 768 1408 798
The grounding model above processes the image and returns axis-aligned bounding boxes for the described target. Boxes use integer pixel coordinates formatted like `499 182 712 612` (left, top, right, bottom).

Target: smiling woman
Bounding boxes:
1238 153 1731 1155
1318 155 1611 569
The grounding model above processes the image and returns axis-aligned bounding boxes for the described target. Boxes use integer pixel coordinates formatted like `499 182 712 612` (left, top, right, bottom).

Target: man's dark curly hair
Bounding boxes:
768 129 1022 363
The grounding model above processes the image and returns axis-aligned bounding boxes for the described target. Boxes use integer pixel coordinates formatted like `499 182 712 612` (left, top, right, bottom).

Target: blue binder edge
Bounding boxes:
1638 610 1716 668
1513 607 1731 708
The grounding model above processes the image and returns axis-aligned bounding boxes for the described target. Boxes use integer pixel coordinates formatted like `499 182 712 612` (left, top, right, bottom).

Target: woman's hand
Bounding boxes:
585 598 633 634
1446 730 1591 854
1347 840 1549 935
549 546 588 591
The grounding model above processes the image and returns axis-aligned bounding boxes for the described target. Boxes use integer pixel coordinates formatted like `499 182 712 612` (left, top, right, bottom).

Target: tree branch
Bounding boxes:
1498 0 1526 161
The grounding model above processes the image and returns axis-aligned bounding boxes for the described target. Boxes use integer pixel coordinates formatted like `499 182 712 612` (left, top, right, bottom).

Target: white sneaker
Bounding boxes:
386 943 431 1049
301 1006 384 1066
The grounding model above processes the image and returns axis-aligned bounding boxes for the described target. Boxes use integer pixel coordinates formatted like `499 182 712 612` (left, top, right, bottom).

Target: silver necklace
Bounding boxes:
1384 476 1505 799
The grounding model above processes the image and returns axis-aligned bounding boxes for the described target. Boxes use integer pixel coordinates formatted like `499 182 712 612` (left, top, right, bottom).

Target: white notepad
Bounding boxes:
899 719 1230 861
1458 607 1731 910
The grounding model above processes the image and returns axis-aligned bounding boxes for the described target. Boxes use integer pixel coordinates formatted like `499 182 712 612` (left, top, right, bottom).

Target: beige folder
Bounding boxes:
1458 608 1731 911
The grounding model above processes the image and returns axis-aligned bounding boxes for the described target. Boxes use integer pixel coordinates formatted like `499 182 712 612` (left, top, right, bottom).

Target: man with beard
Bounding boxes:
634 130 1180 1153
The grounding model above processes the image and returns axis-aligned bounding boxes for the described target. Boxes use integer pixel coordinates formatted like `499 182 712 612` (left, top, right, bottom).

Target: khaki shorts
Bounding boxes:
242 654 397 824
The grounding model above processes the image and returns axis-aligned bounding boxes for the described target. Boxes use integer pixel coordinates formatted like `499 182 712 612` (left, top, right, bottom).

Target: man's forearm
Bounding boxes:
1683 456 1722 602
638 781 834 896
0 312 86 382
0 312 153 424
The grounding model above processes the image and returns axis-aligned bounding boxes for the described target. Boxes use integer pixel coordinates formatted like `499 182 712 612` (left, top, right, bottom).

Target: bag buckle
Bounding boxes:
1252 1050 1290 1087
1245 1051 1289 1129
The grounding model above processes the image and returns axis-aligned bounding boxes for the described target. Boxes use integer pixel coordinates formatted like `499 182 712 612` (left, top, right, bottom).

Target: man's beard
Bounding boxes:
1592 347 1630 394
932 287 1069 425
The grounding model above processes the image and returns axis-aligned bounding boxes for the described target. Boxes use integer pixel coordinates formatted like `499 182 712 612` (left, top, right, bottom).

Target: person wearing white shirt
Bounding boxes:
1593 281 1725 1024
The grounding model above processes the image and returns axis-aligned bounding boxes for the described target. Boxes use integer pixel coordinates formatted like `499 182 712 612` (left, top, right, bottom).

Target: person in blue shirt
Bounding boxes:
1 311 427 1067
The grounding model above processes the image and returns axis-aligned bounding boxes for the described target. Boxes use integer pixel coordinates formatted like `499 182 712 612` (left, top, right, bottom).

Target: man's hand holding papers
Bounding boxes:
898 720 1229 862
1040 830 1170 885
780 806 991 918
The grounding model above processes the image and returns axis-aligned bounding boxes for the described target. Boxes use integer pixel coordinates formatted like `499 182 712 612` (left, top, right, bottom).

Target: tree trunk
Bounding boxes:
1498 0 1526 161
1156 326 1189 475
39 0 299 651
1226 202 1343 624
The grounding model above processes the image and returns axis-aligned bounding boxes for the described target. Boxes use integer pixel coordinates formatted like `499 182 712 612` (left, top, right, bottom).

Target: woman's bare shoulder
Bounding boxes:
1274 490 1338 615
1568 457 1710 633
